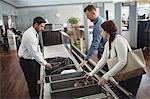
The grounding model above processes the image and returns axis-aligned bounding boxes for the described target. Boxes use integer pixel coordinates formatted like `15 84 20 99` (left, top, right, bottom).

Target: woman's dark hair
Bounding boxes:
101 20 117 50
33 16 46 25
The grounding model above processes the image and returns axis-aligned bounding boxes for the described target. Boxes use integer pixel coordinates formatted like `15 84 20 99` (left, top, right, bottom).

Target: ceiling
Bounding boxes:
1 0 149 7
1 0 111 7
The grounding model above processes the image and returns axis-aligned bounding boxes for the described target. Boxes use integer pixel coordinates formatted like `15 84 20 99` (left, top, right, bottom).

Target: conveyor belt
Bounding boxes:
71 44 135 99
41 44 135 99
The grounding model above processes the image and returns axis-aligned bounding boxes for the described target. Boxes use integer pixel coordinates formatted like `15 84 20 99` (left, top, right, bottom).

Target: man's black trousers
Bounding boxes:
20 57 40 99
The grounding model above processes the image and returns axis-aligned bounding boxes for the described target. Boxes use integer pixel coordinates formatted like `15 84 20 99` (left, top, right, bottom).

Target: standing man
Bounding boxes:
80 5 107 69
18 16 52 99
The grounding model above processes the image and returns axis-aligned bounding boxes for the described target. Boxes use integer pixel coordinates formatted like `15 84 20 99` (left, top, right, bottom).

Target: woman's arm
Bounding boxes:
103 37 128 80
89 42 108 76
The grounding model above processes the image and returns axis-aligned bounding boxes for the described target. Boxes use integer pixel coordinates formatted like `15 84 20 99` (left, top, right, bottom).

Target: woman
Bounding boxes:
88 20 142 96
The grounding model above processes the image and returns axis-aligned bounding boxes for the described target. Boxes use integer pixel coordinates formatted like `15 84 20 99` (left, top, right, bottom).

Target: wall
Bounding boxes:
0 1 114 32
105 3 115 20
0 1 16 27
16 5 84 31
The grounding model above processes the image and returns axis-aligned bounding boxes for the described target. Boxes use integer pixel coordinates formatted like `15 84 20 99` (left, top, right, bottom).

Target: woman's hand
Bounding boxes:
98 77 107 86
80 60 87 68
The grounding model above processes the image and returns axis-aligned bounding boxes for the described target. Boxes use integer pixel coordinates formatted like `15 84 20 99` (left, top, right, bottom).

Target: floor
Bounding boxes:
0 48 149 99
0 51 30 99
136 49 150 99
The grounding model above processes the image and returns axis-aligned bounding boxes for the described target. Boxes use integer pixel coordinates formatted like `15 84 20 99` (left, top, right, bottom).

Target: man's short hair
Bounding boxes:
33 16 46 25
84 5 96 12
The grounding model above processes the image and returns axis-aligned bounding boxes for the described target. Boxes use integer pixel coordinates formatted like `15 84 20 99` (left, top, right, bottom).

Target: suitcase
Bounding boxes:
45 57 76 75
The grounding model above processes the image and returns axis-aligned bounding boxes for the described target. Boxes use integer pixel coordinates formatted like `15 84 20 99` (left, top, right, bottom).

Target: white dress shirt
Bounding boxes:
18 26 47 66
89 35 129 81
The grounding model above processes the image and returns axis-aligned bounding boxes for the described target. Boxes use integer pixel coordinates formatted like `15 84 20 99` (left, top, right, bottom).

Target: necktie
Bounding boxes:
36 33 43 52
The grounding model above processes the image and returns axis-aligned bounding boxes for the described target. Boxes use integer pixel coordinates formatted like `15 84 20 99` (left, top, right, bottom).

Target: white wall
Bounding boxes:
0 1 16 17
16 5 84 31
105 3 115 20
0 1 16 27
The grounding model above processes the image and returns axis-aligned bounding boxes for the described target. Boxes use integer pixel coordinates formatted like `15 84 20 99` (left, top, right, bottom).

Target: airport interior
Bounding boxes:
0 0 150 99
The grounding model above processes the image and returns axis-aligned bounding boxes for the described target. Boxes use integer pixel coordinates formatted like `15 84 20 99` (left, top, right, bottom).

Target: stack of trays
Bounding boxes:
49 71 110 99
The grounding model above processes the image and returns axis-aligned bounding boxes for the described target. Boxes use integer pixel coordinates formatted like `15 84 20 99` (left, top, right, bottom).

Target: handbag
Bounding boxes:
106 37 146 82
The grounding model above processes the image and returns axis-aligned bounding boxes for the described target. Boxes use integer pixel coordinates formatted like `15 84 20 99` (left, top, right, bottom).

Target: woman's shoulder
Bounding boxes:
114 35 127 45
115 35 125 41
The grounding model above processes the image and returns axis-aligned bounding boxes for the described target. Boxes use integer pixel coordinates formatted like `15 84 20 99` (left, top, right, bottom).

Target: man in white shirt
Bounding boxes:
18 16 52 99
